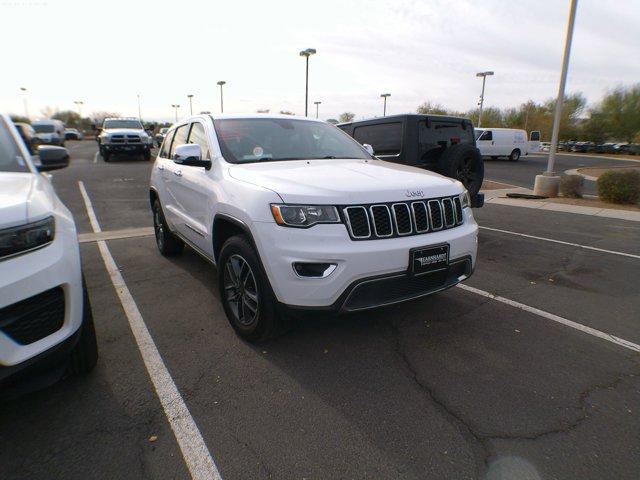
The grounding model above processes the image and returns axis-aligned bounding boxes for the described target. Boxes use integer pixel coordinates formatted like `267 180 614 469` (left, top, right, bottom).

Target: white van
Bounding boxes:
475 128 540 161
31 119 66 146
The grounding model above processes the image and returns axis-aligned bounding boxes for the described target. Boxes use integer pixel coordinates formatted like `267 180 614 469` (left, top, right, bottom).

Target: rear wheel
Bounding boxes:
218 236 286 342
437 143 484 197
153 199 184 256
509 149 521 161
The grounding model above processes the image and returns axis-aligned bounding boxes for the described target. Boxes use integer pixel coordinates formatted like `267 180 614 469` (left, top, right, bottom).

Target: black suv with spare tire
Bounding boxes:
338 114 484 206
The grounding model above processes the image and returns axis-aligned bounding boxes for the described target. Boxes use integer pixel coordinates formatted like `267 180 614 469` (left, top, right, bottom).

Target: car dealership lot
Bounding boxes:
1 141 639 480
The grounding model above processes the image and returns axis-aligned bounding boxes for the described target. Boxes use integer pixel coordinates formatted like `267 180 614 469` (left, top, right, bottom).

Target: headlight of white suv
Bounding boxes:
460 190 471 209
270 204 340 228
0 216 55 260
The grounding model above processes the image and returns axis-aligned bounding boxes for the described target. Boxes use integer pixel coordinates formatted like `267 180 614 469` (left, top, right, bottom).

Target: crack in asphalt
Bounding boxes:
388 314 640 479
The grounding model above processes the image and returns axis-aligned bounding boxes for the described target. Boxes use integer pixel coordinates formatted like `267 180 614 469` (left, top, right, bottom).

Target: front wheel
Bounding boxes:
152 199 184 256
218 236 286 342
143 149 151 161
509 149 521 161
68 278 98 375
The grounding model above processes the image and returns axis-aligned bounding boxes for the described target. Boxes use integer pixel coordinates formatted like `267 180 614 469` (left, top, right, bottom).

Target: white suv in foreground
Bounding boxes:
0 115 97 396
150 114 478 341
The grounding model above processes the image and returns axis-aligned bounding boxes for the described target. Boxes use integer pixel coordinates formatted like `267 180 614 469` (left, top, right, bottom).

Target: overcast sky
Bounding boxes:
1 0 638 122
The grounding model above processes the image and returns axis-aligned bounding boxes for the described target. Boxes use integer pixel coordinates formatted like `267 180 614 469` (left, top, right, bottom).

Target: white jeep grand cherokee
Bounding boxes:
150 114 478 341
0 114 97 396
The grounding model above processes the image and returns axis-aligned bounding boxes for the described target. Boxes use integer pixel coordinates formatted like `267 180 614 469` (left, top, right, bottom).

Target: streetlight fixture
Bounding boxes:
20 87 29 119
534 0 578 198
380 93 391 116
187 94 194 115
171 104 180 123
475 71 494 128
314 101 321 119
216 81 226 113
299 48 317 116
74 100 84 117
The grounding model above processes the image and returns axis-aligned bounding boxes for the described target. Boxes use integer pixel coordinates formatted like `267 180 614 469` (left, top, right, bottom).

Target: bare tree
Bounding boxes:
338 112 355 123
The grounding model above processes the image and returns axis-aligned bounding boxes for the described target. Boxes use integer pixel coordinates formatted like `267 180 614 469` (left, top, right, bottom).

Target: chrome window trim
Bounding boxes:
427 200 444 231
391 203 412 236
369 205 393 238
343 206 371 239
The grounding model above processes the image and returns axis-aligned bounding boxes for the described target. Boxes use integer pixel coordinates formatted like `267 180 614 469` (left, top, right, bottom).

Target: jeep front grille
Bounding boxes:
343 196 464 240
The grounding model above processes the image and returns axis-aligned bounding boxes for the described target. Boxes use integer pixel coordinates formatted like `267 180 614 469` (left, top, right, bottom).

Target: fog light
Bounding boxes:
293 262 337 278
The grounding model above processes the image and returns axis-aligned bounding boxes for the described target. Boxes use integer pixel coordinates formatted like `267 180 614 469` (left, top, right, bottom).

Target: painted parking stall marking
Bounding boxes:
78 181 223 480
457 283 640 353
479 225 640 260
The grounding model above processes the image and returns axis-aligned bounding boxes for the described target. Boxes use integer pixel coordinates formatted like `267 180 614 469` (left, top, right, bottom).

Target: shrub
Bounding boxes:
560 174 583 198
597 170 640 204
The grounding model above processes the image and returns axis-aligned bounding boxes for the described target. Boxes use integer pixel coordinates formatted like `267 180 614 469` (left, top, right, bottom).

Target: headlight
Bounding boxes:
101 135 110 144
270 204 340 228
460 190 471 209
0 216 55 260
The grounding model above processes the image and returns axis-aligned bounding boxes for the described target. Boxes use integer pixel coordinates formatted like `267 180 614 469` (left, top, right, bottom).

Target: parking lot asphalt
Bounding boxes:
483 153 639 195
1 141 639 480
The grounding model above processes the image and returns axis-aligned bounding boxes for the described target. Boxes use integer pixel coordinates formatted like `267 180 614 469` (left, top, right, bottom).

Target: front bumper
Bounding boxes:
102 143 150 154
0 212 83 371
252 207 478 309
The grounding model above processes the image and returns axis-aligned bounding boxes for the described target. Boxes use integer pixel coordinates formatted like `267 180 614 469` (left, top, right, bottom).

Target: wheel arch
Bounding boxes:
149 187 159 210
212 214 258 263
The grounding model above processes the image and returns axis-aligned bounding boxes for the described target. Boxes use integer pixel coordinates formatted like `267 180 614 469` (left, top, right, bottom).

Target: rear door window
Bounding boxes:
353 123 402 155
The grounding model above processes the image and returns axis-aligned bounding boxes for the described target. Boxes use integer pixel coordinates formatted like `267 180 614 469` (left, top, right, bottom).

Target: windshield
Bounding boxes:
0 118 30 173
474 129 485 140
213 118 371 163
103 119 143 130
33 124 54 133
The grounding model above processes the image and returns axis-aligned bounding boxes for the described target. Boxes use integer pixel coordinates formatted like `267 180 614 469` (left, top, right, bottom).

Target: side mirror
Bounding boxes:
36 146 70 171
173 144 211 169
362 143 374 156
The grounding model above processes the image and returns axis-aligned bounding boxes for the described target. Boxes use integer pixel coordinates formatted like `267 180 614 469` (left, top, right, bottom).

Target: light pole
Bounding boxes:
314 101 321 119
299 48 316 116
187 94 194 115
534 0 578 197
475 71 494 127
171 104 180 123
137 94 142 121
74 100 84 117
217 81 226 113
20 87 29 119
380 93 391 116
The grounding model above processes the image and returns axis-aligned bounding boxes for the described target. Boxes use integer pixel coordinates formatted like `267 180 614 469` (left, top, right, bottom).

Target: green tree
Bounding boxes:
416 102 449 115
597 84 640 142
10 114 30 124
338 112 355 123
468 107 503 128
53 110 81 128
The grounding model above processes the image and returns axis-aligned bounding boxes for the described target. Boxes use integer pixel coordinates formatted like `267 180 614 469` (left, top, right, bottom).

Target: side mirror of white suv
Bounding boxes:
173 144 211 169
362 143 374 156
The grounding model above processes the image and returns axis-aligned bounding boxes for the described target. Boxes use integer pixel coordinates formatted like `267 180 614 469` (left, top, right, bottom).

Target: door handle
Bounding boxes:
174 170 182 177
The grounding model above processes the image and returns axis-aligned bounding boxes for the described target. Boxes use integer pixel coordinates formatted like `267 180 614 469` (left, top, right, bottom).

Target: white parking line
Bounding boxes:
479 226 640 260
93 151 99 163
457 284 640 353
78 181 222 480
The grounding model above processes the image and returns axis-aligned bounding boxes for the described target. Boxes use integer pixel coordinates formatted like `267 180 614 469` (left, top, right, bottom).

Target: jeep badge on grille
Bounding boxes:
405 190 424 198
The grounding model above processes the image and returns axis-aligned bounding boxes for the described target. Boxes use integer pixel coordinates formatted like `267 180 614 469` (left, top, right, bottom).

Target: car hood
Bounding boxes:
0 173 56 229
228 159 461 204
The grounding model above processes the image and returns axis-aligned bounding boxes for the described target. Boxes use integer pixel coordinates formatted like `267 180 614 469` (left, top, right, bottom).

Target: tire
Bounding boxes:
152 199 184 256
490 156 498 160
143 149 151 161
103 151 110 162
218 235 285 342
437 143 484 197
68 278 98 375
509 149 521 162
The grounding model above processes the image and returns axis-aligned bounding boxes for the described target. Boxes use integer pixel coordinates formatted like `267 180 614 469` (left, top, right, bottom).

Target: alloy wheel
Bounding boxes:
223 254 259 326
